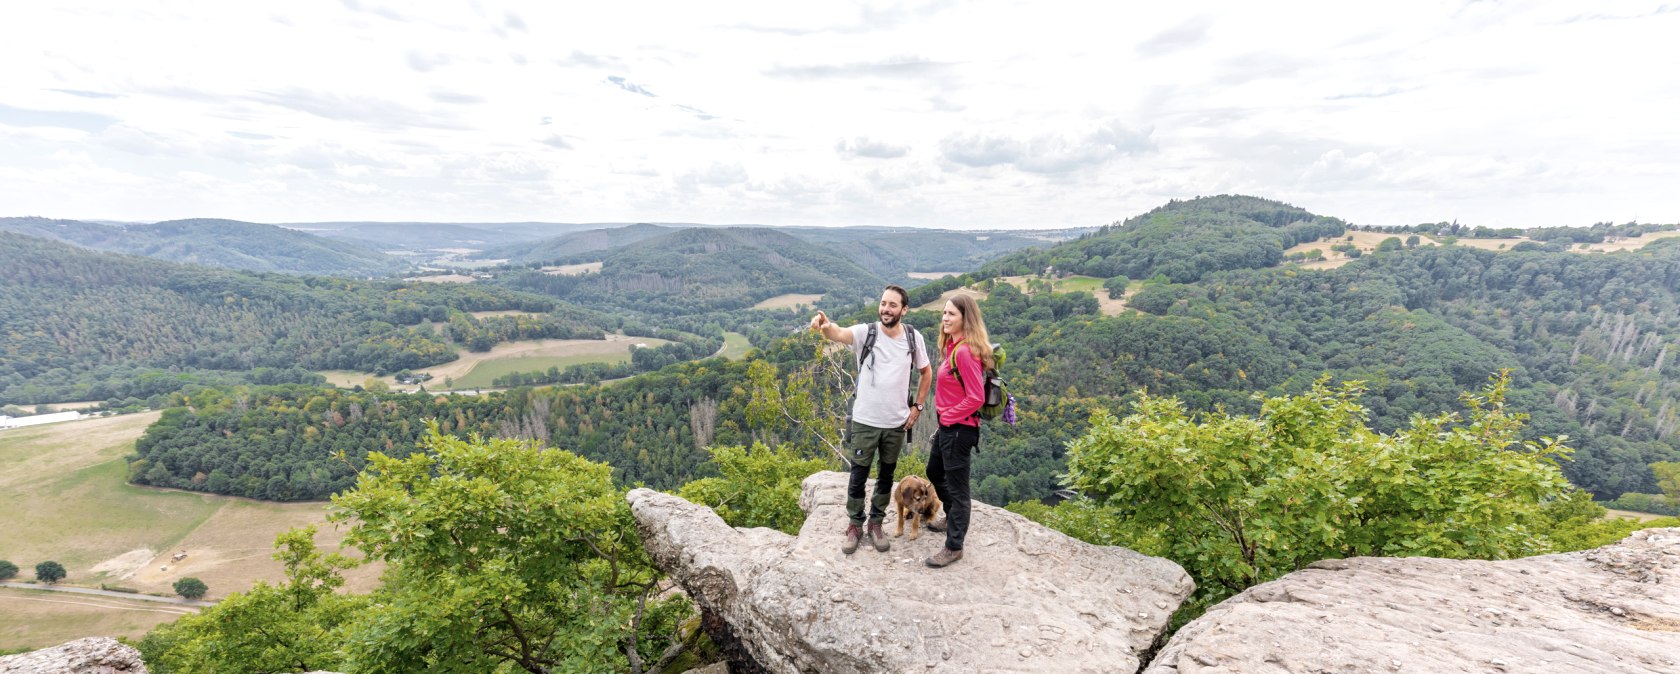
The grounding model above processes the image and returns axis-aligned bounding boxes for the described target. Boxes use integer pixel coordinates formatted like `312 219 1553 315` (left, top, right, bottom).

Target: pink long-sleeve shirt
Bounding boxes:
935 340 985 427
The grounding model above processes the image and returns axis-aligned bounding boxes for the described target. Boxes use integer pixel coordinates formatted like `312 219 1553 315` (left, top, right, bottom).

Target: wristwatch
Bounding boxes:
913 403 925 411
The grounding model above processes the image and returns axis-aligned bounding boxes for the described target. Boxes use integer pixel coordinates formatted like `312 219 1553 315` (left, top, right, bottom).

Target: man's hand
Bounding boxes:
904 407 921 430
809 310 831 332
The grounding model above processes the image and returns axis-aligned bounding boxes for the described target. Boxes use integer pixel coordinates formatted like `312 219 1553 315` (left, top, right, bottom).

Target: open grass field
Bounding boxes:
469 310 546 319
751 293 823 310
0 587 197 650
1576 230 1680 252
915 284 989 311
541 261 603 276
405 273 474 283
1605 508 1668 522
319 334 673 392
1286 230 1680 273
718 332 753 360
907 271 966 280
447 335 674 389
0 414 381 649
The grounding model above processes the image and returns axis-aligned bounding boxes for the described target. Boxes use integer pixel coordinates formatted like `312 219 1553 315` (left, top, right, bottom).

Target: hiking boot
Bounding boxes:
841 524 863 555
925 548 963 568
867 521 891 552
927 516 947 533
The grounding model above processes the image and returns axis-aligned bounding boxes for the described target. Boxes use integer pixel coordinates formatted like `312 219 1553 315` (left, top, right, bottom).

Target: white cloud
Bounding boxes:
0 0 1673 227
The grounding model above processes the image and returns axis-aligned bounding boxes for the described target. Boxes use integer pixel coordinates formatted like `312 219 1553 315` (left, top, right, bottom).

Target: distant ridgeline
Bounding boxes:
0 216 409 276
494 226 895 314
0 232 606 405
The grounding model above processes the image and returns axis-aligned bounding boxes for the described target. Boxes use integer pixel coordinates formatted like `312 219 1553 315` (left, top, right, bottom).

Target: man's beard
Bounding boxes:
879 312 900 328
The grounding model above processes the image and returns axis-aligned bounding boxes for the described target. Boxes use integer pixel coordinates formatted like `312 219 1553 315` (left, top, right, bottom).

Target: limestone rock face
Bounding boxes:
0 637 147 673
628 471 1194 674
1145 527 1680 674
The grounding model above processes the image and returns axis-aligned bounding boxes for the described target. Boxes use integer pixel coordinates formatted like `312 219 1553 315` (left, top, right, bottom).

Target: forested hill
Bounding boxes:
0 216 407 276
781 227 1062 279
0 232 602 405
496 226 888 314
474 223 674 263
979 194 1348 282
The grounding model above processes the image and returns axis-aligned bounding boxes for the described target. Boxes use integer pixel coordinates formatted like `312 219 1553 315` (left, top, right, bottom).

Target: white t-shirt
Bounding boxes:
848 322 931 429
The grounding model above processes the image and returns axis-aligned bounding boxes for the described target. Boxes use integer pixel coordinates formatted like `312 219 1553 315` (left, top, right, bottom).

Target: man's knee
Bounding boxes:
847 463 871 498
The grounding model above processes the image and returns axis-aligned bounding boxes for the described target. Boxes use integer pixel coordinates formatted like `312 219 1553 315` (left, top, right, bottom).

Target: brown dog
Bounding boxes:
894 475 943 540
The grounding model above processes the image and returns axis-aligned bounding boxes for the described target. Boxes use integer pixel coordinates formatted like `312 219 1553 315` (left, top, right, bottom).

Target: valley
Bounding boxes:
5 195 1680 663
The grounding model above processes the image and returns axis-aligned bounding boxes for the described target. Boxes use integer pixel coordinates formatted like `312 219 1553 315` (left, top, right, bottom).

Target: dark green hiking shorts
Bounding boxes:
845 421 905 468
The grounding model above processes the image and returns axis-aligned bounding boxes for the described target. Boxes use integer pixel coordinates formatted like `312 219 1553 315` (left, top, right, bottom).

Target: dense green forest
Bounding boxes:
0 217 407 276
0 232 608 405
978 195 1348 282
129 356 764 499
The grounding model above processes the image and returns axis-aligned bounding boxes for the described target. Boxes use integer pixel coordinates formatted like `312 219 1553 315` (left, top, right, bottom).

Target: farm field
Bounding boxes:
469 309 545 319
716 331 753 360
446 335 673 389
318 334 671 392
1604 508 1667 522
541 261 603 276
0 414 381 649
405 273 474 283
752 293 823 310
0 587 195 651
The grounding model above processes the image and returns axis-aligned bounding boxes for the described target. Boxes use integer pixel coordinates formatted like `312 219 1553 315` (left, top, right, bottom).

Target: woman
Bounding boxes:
925 293 993 568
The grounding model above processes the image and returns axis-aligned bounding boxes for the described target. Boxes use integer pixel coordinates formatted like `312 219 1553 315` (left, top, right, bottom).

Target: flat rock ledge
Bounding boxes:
628 470 1194 674
0 637 147 673
1145 527 1680 674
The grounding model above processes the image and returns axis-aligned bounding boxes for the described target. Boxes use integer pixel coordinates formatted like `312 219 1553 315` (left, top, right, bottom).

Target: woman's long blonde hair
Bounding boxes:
938 294 994 369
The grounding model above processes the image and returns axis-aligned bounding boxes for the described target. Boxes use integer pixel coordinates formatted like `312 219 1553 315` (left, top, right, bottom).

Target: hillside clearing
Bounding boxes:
752 293 824 310
907 271 966 280
318 334 667 391
1286 230 1680 272
1604 508 1666 522
406 273 474 283
718 332 753 360
469 309 544 319
541 261 603 276
449 336 673 389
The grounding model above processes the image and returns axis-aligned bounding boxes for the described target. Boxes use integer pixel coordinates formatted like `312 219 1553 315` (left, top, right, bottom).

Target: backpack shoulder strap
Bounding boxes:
857 322 879 369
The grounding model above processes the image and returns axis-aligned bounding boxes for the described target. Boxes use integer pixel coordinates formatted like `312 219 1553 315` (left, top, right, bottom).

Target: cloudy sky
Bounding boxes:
1 1 1676 229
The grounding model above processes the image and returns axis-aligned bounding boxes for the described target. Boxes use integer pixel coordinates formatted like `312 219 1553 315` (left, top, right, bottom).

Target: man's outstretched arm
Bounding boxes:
809 310 854 345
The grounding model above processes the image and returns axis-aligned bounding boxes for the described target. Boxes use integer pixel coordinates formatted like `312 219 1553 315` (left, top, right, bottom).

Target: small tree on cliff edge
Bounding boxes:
329 424 695 674
1025 371 1575 615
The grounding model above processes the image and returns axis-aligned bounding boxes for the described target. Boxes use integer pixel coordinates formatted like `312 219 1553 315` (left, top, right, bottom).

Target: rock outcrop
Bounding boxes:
0 637 147 673
1145 527 1680 674
628 471 1194 674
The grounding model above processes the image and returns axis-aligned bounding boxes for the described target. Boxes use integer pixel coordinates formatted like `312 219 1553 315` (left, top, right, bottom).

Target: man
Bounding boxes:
810 285 932 555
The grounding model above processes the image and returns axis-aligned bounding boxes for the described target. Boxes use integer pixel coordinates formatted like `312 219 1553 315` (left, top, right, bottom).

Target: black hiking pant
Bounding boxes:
928 423 978 551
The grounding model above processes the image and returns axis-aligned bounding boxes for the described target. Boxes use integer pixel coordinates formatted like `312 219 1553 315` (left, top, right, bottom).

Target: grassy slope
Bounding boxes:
0 414 379 649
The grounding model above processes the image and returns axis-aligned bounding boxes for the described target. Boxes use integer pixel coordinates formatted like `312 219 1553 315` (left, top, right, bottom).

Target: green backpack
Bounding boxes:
948 342 1011 422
